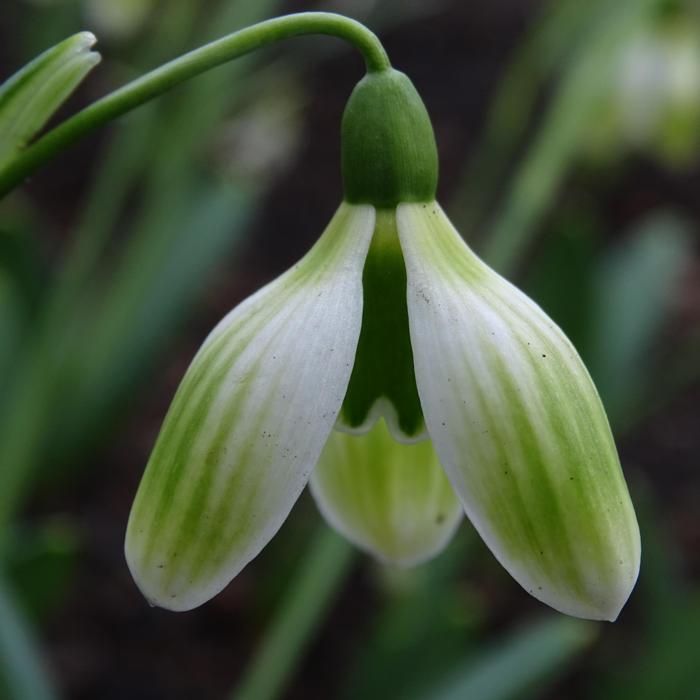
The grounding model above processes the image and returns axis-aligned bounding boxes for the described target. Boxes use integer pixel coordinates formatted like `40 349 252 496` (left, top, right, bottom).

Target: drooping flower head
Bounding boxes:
126 65 640 621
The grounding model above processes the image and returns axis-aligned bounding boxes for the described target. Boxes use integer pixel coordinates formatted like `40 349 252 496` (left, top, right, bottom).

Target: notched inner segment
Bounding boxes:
338 208 425 442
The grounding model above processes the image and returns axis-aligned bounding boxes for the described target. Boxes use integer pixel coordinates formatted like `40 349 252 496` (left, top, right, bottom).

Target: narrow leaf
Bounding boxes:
0 574 56 700
587 212 692 425
424 616 596 700
482 0 664 272
230 525 354 700
0 32 100 170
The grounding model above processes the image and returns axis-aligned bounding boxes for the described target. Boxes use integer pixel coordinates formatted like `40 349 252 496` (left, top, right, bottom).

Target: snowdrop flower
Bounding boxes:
126 68 640 621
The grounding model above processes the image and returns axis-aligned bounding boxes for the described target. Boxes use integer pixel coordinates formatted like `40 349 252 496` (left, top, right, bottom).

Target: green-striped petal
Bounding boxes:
125 203 375 611
398 202 640 621
310 421 462 566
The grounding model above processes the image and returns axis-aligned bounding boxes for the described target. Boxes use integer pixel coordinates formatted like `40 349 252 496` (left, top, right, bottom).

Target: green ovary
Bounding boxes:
339 208 425 440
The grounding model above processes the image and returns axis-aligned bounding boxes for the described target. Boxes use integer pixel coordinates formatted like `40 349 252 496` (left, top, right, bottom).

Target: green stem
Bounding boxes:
230 525 355 700
0 12 390 198
0 574 56 700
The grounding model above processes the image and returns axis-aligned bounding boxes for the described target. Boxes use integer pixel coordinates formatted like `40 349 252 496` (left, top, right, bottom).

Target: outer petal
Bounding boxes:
126 203 375 611
398 202 640 621
310 421 462 566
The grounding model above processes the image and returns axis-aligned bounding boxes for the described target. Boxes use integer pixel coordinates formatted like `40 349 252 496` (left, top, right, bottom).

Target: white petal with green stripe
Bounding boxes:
311 420 462 566
398 202 640 621
125 203 375 611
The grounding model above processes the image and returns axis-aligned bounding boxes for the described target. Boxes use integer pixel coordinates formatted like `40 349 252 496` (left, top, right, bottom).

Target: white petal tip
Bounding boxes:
77 31 98 48
127 564 212 613
369 532 459 569
529 563 639 622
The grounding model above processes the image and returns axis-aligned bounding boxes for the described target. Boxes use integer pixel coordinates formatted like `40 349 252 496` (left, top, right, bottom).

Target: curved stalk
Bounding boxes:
0 12 390 197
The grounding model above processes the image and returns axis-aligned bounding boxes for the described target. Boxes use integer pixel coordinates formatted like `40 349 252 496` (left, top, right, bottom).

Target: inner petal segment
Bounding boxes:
311 420 462 566
337 208 426 442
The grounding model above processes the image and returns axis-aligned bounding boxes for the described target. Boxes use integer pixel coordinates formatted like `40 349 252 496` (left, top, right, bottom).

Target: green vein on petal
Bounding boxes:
125 203 375 611
397 201 640 621
311 420 462 566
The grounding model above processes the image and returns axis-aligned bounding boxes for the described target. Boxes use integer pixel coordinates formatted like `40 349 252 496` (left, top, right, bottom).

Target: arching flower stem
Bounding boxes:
0 12 390 198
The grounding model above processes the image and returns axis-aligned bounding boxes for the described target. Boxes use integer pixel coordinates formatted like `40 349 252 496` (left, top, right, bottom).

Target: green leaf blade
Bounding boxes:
424 616 596 700
0 32 101 170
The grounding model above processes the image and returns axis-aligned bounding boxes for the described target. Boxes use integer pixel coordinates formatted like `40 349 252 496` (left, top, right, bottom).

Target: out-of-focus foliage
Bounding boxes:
0 574 55 700
0 0 698 698
422 616 597 700
586 212 691 424
82 0 156 39
584 12 700 167
474 0 666 272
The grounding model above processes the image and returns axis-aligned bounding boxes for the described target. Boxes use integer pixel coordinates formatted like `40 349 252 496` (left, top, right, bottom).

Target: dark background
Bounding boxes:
1 0 699 698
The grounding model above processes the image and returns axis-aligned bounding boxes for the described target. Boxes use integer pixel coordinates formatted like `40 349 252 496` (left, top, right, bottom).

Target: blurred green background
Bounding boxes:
0 0 699 698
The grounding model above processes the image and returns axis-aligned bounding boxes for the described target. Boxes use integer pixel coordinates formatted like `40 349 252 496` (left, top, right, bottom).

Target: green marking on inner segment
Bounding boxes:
340 208 424 438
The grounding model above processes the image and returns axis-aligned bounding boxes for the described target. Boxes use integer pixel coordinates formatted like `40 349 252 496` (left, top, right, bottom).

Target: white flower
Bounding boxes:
125 69 640 621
